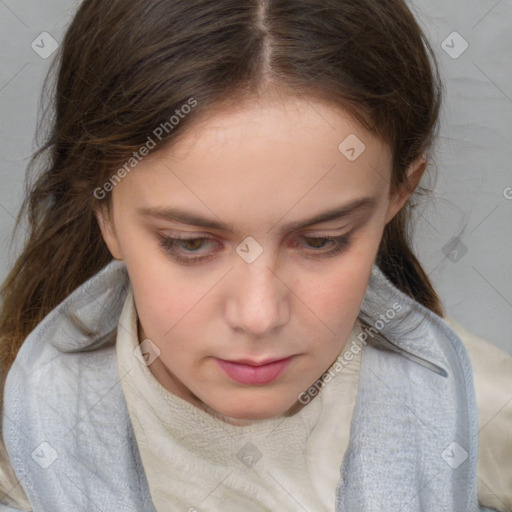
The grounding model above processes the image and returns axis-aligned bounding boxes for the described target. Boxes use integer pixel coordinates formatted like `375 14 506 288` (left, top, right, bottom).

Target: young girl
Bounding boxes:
1 0 511 510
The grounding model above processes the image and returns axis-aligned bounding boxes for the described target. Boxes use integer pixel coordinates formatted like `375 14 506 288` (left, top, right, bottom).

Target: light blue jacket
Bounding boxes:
1 260 499 511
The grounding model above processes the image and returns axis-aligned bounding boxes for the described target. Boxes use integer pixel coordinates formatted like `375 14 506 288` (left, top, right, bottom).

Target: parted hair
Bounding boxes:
0 0 444 401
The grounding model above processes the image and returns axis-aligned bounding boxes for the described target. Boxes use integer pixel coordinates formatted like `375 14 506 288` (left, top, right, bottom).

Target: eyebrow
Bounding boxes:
138 197 376 235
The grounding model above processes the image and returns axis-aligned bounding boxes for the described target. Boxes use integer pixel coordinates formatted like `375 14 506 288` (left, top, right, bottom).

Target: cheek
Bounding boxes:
127 263 187 344
292 241 377 339
134 284 190 340
128 264 222 367
310 240 377 304
307 268 368 329
119 234 194 336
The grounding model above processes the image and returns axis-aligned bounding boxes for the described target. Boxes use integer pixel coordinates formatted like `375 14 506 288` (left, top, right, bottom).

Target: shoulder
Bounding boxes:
445 317 512 408
444 317 512 512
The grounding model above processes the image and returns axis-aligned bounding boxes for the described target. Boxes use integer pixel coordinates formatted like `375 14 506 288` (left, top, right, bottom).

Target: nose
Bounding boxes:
225 257 290 337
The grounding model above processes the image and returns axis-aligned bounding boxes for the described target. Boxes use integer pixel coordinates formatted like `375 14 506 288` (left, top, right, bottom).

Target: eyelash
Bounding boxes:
158 233 353 264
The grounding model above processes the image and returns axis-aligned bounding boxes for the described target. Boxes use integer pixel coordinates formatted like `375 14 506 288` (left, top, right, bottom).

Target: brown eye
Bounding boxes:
303 237 329 249
158 235 218 263
299 234 352 256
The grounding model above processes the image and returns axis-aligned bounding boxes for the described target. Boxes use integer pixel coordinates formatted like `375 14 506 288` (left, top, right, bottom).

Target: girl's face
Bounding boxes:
96 96 425 422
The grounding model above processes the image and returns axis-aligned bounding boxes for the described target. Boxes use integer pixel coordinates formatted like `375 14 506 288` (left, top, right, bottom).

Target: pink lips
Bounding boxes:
215 356 294 385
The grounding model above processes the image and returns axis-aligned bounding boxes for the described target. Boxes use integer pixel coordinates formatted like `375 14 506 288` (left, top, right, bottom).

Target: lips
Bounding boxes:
215 356 294 385
227 357 289 366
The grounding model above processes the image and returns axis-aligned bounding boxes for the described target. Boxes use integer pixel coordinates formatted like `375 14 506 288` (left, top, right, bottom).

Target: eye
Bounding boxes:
158 235 218 263
298 234 352 257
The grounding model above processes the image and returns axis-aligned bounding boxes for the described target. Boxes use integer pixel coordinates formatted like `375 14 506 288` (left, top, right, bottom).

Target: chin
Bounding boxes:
215 406 278 421
208 395 298 423
230 408 280 421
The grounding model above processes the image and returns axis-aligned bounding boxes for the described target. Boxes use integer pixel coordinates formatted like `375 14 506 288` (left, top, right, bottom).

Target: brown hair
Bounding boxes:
0 0 444 397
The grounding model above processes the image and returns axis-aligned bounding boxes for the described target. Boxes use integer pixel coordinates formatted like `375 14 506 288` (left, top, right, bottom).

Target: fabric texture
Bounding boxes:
0 443 31 511
0 259 509 511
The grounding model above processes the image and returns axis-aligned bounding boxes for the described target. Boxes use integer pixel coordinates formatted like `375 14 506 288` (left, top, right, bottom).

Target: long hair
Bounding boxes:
0 0 444 397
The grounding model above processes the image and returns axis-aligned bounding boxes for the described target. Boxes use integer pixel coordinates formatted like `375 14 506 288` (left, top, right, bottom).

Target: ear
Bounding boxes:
384 155 427 225
95 204 124 260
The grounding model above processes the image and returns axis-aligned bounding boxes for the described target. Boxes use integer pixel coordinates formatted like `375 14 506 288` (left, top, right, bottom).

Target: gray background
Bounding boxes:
0 0 511 354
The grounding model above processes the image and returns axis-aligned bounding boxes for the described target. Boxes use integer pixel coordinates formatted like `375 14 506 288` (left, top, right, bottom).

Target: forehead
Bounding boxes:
118 97 392 221
167 95 382 159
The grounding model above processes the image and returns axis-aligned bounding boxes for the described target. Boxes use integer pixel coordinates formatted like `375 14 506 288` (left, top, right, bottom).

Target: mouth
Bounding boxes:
214 356 294 385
